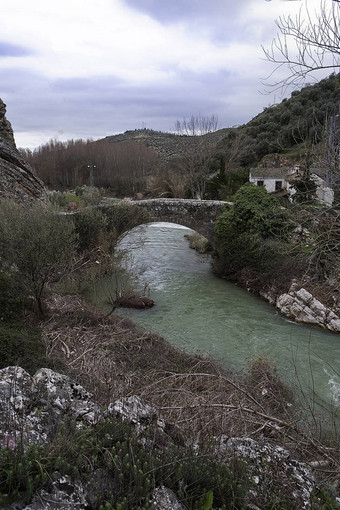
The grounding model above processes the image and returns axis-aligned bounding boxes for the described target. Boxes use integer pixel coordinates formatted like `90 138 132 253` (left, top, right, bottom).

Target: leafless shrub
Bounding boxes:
39 293 340 479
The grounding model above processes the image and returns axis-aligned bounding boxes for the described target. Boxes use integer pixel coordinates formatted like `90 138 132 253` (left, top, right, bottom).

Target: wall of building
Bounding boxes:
249 176 287 193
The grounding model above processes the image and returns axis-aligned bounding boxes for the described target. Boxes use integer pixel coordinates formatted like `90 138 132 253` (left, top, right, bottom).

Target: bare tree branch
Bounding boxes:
263 0 340 90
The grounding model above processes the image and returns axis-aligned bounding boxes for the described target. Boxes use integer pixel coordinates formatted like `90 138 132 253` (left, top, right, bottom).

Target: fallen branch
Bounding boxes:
141 371 267 412
158 403 339 465
68 347 94 366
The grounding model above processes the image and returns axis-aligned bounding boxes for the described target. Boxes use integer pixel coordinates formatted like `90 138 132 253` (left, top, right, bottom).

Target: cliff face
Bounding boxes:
0 99 45 203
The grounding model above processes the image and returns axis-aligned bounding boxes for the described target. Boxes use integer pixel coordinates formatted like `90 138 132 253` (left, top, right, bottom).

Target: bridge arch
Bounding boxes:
129 198 231 244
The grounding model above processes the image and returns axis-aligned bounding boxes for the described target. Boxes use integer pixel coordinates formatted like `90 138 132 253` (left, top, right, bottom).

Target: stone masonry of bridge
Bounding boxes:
129 198 232 243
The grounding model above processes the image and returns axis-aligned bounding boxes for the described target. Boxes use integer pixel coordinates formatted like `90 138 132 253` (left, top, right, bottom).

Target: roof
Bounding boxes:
249 167 297 179
310 166 328 182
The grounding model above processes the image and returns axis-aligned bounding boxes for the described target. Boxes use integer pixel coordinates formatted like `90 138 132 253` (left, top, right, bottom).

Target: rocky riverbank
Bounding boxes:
1 293 339 508
257 279 340 333
204 236 340 333
212 256 340 333
275 283 340 333
0 364 325 509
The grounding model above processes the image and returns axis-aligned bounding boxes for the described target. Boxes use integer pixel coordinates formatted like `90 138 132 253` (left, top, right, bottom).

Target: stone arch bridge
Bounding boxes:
128 198 231 243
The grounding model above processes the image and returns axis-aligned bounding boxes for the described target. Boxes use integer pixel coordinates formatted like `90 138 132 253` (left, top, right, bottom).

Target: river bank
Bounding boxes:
185 229 340 333
5 290 336 508
214 264 340 334
2 221 340 506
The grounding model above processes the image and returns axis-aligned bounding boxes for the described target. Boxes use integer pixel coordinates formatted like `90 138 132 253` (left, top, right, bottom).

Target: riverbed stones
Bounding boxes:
276 285 340 332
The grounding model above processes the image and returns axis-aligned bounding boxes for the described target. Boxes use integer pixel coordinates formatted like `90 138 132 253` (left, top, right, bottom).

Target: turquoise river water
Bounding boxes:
92 222 340 408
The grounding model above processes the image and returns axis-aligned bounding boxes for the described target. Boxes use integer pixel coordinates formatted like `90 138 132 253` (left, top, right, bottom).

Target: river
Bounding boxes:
91 222 340 408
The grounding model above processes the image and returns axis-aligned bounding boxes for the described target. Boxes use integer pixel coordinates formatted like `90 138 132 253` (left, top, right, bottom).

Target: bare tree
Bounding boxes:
263 0 340 89
172 114 219 199
174 114 218 136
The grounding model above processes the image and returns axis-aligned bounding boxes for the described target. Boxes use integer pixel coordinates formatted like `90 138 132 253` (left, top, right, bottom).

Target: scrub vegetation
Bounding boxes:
0 193 339 507
214 182 340 309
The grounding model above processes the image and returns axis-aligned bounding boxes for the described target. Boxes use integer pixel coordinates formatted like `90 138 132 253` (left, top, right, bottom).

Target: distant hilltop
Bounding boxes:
102 127 231 160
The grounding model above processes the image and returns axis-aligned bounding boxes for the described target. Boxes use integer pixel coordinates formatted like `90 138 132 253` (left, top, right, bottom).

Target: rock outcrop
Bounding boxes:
223 437 315 510
0 365 326 509
0 99 45 203
276 283 340 333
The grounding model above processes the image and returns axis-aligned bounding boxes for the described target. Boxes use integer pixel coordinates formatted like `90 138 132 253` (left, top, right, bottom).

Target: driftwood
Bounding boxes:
118 295 155 309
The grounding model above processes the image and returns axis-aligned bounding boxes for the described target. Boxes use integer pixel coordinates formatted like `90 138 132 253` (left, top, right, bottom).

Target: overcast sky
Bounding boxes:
0 0 331 149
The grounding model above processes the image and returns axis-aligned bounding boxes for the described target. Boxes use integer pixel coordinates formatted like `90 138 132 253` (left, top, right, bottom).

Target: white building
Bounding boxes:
249 166 334 205
249 167 296 194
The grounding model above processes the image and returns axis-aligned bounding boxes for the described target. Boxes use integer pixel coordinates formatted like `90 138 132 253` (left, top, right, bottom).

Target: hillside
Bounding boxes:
219 73 340 168
103 127 231 161
101 73 340 169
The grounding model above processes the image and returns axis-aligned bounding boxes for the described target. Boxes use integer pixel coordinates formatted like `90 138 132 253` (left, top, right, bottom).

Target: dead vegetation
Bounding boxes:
38 293 340 490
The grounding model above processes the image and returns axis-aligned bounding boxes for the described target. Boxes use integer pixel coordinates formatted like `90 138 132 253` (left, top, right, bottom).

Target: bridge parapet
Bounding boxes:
130 198 232 243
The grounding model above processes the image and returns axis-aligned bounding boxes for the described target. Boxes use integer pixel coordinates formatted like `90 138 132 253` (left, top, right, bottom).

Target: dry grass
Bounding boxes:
37 293 340 480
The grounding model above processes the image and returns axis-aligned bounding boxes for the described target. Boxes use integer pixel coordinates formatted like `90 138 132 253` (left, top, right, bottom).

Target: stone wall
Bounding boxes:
131 198 231 242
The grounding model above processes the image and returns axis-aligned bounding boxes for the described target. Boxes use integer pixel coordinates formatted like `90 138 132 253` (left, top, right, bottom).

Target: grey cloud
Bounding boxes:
123 1 273 48
0 41 32 57
124 0 242 24
4 65 270 148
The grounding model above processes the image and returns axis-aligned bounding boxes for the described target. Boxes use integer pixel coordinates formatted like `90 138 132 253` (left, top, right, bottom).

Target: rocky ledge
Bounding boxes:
275 282 340 333
0 365 331 509
0 99 45 204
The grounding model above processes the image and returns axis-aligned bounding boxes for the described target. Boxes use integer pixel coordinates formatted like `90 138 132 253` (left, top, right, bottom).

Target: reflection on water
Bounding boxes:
94 222 340 407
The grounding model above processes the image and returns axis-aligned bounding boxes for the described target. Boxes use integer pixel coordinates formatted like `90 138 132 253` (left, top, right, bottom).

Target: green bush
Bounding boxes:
48 190 69 208
1 413 339 509
73 207 108 251
0 415 249 509
0 322 64 375
48 191 82 209
101 202 150 239
75 185 103 206
0 444 46 506
0 271 28 321
290 175 318 203
0 201 77 316
215 184 290 274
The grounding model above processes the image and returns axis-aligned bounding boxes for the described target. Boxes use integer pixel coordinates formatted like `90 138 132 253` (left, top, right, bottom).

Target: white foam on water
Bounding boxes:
148 222 191 230
325 368 340 406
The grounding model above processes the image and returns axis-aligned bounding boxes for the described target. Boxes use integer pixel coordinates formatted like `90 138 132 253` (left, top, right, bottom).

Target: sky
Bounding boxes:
0 0 333 149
